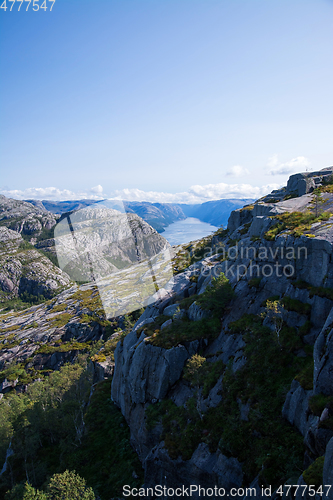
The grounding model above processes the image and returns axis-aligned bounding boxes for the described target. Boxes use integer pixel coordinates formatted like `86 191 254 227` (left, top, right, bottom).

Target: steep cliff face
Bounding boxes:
111 167 333 496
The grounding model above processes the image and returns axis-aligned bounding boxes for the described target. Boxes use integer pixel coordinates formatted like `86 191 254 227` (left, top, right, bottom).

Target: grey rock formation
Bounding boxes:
313 307 333 395
144 442 243 496
187 301 210 321
0 194 57 239
0 227 71 302
282 380 314 436
323 437 333 499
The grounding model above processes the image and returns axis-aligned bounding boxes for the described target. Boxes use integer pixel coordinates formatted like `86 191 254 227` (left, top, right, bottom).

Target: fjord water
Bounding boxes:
161 217 219 246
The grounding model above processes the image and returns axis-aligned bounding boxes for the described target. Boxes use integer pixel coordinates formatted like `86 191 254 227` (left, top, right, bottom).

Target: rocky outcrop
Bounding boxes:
313 307 333 396
323 437 333 499
111 313 200 459
144 443 243 497
282 380 315 436
0 195 57 240
0 227 71 302
0 283 114 392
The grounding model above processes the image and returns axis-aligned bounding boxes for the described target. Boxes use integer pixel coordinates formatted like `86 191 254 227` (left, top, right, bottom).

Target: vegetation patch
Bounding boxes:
145 316 221 349
0 295 46 313
240 205 254 212
248 277 262 289
145 274 234 348
281 296 311 316
172 237 214 274
51 303 67 313
302 456 325 487
294 360 314 390
283 191 298 201
47 312 73 328
227 238 240 247
239 222 251 235
35 341 91 355
183 355 225 398
264 211 331 240
298 320 312 336
309 394 333 416
90 335 122 363
292 280 333 301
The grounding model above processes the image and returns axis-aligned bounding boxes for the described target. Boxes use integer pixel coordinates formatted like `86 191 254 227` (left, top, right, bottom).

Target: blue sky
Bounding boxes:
1 0 332 203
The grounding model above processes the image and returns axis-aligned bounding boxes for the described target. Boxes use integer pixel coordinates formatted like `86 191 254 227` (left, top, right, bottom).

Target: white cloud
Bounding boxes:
91 185 103 194
0 186 105 201
226 165 250 177
112 183 280 204
268 155 311 175
1 182 281 205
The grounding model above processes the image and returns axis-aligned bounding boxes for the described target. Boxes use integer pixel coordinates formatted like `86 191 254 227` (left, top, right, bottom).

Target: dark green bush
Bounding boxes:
281 296 311 316
302 456 325 487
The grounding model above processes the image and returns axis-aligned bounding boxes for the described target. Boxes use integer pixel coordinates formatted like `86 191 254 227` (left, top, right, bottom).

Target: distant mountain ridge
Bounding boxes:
26 198 254 232
179 198 254 227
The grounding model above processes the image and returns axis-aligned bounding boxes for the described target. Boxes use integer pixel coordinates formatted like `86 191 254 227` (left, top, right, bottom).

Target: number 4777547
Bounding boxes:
0 0 56 11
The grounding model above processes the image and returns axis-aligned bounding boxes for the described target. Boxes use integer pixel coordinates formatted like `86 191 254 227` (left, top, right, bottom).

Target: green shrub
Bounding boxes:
240 204 254 211
294 360 314 390
213 228 229 238
298 320 312 336
183 355 225 398
229 314 260 334
179 296 197 310
248 277 262 289
19 241 35 251
239 222 251 235
228 238 239 247
309 394 333 416
146 316 221 349
283 191 298 201
47 313 73 328
52 304 67 313
5 482 48 499
197 273 235 316
292 280 333 301
302 456 325 487
36 341 91 355
281 296 311 316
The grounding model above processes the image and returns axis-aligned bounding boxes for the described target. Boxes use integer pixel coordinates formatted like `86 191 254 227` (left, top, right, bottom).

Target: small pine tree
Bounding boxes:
5 483 47 500
265 300 284 346
47 470 95 500
312 188 325 217
183 354 206 419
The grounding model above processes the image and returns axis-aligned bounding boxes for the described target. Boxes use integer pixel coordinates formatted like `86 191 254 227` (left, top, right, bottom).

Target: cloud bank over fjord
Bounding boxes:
0 182 280 205
3 156 315 204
